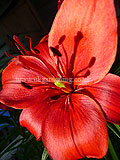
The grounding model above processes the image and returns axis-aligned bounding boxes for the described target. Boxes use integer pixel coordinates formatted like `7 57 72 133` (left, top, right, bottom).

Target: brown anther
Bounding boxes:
50 47 62 57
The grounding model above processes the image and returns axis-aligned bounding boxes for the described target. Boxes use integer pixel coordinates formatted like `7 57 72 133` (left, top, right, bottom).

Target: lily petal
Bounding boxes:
42 94 108 160
0 102 14 111
49 0 117 85
118 18 120 41
0 56 61 109
20 94 65 140
85 73 120 125
34 35 56 69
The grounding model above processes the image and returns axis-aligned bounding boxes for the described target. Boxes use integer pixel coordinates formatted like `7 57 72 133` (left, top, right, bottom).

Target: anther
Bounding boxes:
13 35 29 55
89 57 96 68
84 70 90 78
5 51 16 58
50 47 62 57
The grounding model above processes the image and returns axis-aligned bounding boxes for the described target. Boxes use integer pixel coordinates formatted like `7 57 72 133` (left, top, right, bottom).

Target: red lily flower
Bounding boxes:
0 0 120 159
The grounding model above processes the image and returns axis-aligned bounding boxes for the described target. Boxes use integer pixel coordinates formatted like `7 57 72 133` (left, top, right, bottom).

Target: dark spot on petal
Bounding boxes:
58 35 66 45
50 95 61 100
89 57 96 68
50 47 62 57
84 70 90 78
21 82 32 89
24 66 30 70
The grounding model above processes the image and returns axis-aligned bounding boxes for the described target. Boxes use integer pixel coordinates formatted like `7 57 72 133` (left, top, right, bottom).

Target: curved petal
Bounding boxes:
85 73 120 125
42 94 108 160
0 102 15 111
49 0 117 85
34 35 56 69
118 18 120 41
20 94 66 140
2 56 54 85
0 56 62 109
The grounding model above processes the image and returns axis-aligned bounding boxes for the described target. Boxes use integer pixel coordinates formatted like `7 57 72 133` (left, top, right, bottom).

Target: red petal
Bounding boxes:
20 94 65 140
0 56 62 109
85 73 120 125
118 18 120 41
49 0 117 85
0 102 14 111
34 35 56 69
42 94 108 160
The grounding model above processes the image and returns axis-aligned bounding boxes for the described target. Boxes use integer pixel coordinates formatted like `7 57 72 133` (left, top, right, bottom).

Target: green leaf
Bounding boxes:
108 137 119 160
41 147 49 160
114 124 120 133
26 134 35 143
114 66 120 75
0 135 24 159
0 127 18 150
107 122 120 139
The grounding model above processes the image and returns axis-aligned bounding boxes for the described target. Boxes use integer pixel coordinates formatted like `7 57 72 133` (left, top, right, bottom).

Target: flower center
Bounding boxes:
12 35 73 94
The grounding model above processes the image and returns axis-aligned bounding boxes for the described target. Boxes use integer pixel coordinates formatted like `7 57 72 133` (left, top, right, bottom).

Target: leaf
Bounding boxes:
114 66 120 75
114 124 120 133
0 135 24 159
41 147 49 160
107 122 120 139
108 137 119 160
26 134 35 143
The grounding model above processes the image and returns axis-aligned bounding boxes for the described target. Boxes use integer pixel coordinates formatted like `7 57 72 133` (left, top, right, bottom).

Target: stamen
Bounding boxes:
50 46 67 77
5 51 16 58
56 58 64 77
13 42 25 55
88 57 96 68
13 35 29 55
58 35 66 45
50 47 62 57
40 35 48 43
84 70 90 78
25 36 32 50
25 37 58 78
61 44 69 76
75 57 96 77
25 36 40 55
76 70 90 79
69 31 83 75
38 55 59 78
